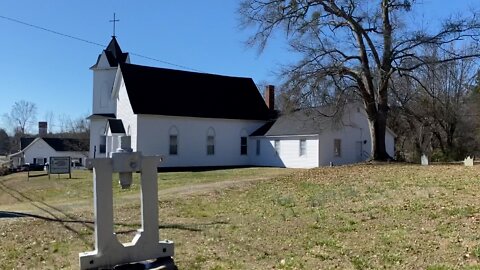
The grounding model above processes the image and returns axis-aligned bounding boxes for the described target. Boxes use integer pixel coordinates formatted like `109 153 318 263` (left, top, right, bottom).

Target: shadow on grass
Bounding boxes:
115 221 230 234
0 210 228 233
45 175 82 180
26 173 48 178
0 180 229 248
0 181 94 247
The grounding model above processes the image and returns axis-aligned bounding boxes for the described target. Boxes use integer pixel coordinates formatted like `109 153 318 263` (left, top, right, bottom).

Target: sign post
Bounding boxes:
49 156 71 179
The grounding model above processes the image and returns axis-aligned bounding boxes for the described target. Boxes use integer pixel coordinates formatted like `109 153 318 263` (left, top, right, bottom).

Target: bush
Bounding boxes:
0 166 10 176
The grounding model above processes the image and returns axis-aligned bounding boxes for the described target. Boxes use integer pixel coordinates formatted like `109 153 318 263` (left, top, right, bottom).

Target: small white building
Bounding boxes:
9 137 89 168
250 104 396 168
88 37 395 169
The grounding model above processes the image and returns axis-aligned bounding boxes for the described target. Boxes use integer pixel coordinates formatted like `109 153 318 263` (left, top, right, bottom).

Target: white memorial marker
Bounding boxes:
421 154 428 166
464 156 474 167
79 136 174 269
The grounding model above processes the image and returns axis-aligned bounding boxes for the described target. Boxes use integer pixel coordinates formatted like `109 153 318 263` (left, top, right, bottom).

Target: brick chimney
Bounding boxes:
264 85 275 110
39 122 47 137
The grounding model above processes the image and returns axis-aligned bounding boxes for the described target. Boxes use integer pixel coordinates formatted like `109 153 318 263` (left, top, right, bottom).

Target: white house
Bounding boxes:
9 137 89 168
88 37 395 169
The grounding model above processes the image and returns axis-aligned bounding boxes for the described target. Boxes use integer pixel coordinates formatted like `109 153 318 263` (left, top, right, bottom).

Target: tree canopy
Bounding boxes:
3 100 37 135
239 0 480 160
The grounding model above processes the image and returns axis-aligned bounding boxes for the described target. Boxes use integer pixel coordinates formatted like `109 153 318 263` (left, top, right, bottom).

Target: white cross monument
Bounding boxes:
79 136 174 269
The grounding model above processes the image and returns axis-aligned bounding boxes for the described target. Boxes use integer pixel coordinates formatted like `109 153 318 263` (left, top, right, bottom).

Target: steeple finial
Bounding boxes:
109 13 119 37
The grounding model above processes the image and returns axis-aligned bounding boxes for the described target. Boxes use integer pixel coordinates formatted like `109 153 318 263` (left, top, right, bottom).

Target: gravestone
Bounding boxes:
421 154 428 166
464 156 474 167
79 136 175 269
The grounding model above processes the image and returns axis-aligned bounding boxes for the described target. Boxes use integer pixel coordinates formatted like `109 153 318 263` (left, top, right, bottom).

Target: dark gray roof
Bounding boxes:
119 63 271 120
21 137 89 152
91 37 129 69
250 103 397 138
86 113 116 119
107 119 126 134
20 138 35 150
250 108 340 136
43 138 89 152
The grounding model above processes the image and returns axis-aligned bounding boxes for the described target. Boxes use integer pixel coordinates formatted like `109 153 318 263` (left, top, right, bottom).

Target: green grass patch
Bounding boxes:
0 167 291 206
3 164 480 269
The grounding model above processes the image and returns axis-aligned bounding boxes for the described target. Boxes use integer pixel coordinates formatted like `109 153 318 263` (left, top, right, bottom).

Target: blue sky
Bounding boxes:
0 0 478 133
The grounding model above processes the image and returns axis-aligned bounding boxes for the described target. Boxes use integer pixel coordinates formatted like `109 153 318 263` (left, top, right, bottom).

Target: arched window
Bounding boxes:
169 126 179 155
206 127 215 155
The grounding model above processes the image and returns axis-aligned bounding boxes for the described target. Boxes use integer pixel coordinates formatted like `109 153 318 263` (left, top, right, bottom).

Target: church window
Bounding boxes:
207 128 215 155
240 137 248 155
169 126 179 155
240 129 248 155
299 139 307 156
169 135 178 155
334 139 342 157
99 135 106 154
256 140 261 156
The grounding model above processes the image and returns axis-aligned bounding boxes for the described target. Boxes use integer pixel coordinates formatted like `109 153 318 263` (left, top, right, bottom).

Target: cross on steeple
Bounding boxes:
109 13 119 37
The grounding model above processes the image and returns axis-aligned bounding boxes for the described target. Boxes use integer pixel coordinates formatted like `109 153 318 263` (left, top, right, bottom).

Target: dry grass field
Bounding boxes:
2 164 480 269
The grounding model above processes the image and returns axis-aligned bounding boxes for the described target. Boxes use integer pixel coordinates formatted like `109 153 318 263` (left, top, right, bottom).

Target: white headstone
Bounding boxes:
464 156 474 167
421 154 428 166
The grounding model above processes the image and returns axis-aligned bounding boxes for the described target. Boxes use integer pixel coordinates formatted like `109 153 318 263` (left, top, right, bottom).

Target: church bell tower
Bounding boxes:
88 36 130 158
90 36 130 115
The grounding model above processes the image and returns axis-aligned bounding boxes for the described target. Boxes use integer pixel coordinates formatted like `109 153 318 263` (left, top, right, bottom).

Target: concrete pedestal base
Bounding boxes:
113 256 177 270
79 154 174 270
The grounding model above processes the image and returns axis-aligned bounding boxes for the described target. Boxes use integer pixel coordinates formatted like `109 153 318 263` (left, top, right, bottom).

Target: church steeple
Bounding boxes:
104 37 129 67
106 36 123 56
91 36 129 69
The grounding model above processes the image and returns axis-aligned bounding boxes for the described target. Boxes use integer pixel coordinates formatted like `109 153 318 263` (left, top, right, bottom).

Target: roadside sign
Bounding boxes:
49 156 71 179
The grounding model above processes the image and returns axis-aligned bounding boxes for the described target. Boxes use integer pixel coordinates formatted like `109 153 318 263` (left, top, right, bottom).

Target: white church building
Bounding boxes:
88 37 395 169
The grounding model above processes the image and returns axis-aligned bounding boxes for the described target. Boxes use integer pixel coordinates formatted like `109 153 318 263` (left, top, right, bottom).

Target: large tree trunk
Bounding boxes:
365 102 392 160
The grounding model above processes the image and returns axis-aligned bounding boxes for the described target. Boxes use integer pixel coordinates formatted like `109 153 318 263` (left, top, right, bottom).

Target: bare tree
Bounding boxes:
56 113 89 140
389 47 479 161
239 0 480 160
0 128 10 155
3 100 37 135
44 111 55 134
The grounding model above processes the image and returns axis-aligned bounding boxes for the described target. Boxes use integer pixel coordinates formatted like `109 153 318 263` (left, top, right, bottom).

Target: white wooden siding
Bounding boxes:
136 115 265 167
89 55 119 158
116 76 137 150
92 67 117 115
251 104 395 167
317 105 369 165
250 136 319 168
